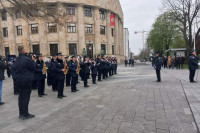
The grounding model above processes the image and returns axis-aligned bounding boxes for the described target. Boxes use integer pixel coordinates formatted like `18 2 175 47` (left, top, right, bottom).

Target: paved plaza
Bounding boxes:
0 63 200 133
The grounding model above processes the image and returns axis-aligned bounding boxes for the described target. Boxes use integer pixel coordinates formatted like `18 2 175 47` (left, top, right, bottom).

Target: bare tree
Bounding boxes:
163 0 200 56
0 0 71 27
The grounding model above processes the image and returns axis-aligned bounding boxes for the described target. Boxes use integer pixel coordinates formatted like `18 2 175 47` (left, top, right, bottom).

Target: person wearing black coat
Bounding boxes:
96 55 103 81
35 54 47 97
11 57 19 95
54 53 66 99
154 53 162 82
91 60 98 84
68 56 79 92
50 55 57 92
0 55 7 106
102 56 107 79
80 56 91 87
188 50 199 83
6 61 11 78
180 55 185 69
114 57 118 74
106 57 110 78
13 46 36 120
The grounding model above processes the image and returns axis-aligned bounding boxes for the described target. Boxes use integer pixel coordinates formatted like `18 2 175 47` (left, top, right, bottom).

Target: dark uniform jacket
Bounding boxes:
11 61 16 79
0 59 6 81
188 54 198 70
54 59 65 80
80 61 91 74
155 57 162 70
91 63 98 75
35 60 46 81
13 53 35 83
96 58 103 70
68 61 78 77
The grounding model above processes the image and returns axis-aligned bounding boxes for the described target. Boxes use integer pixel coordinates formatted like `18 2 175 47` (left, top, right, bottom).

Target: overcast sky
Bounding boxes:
120 0 163 55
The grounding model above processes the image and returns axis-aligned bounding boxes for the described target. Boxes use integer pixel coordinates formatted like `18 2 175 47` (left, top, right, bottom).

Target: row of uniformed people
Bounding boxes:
11 53 118 99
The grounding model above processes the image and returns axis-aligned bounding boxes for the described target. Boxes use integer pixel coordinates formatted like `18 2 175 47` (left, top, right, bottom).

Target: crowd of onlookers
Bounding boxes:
152 55 185 69
124 58 135 67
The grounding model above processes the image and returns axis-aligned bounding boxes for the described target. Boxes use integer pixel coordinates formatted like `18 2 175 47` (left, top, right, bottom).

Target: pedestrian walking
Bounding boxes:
188 50 198 83
154 52 162 82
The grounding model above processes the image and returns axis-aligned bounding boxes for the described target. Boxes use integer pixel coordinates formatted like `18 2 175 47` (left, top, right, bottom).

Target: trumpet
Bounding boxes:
42 61 47 75
64 59 68 75
76 61 81 74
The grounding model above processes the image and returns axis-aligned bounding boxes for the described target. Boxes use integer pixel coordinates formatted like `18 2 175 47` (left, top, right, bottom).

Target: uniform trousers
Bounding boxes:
71 77 77 92
37 79 45 95
57 80 64 97
84 73 89 87
17 82 32 116
156 70 161 82
189 70 196 82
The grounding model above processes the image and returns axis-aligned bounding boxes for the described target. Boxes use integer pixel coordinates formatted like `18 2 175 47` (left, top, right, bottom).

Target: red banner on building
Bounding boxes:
110 14 115 26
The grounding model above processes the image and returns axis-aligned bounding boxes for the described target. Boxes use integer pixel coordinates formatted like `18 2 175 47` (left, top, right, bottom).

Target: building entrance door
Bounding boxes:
86 43 93 59
50 44 58 56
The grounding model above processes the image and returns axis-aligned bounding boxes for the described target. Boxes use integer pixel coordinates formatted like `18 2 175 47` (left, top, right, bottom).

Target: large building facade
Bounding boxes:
0 0 124 61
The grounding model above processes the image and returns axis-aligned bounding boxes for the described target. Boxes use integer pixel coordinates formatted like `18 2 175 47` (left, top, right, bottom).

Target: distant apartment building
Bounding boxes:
124 28 130 59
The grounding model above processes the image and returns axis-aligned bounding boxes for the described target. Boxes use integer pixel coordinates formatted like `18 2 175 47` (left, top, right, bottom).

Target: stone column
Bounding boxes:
106 11 112 55
7 16 16 55
114 16 119 55
39 19 48 56
58 3 67 55
77 5 86 56
94 8 100 56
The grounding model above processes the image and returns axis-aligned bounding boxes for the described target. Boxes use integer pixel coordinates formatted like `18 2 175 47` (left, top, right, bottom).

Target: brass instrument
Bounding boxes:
42 61 47 75
64 59 68 75
76 61 81 74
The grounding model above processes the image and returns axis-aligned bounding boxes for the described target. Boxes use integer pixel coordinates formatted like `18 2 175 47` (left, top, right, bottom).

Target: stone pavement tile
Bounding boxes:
143 124 156 131
156 123 169 130
96 122 109 130
156 129 170 133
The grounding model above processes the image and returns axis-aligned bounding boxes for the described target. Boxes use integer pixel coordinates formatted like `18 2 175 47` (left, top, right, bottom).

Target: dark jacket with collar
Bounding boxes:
68 60 78 77
0 59 6 81
91 63 98 75
35 60 46 80
80 61 91 74
188 54 198 70
13 53 35 83
53 59 65 80
155 56 162 70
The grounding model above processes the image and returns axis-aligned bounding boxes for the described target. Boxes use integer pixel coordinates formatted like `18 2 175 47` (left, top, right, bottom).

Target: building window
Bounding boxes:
3 27 8 37
99 10 105 20
112 28 114 37
67 23 76 33
85 24 93 34
16 26 22 35
31 24 39 34
100 26 106 35
4 47 10 58
84 7 92 17
15 11 21 18
101 44 106 55
47 4 56 14
32 44 40 54
69 43 77 55
1 10 7 21
50 44 58 56
112 45 115 55
67 6 75 15
48 23 57 33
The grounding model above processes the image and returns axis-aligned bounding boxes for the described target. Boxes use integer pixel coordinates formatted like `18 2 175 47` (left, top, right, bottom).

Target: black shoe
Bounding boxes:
14 93 19 95
58 96 63 99
66 85 70 87
84 85 90 88
98 80 102 81
25 114 35 119
93 82 97 84
75 89 79 91
62 95 67 97
190 81 197 83
71 90 76 92
19 115 26 120
38 95 43 97
156 80 161 82
42 93 48 96
0 102 5 106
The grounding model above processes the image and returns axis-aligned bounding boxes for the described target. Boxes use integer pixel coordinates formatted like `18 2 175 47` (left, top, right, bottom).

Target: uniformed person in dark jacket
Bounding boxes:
106 57 110 78
80 56 91 87
188 50 199 83
32 55 37 90
102 56 107 79
35 54 47 97
45 57 52 86
96 55 103 81
6 61 11 78
14 46 36 120
91 59 98 84
50 55 57 92
54 53 66 99
68 56 79 92
114 57 118 74
154 52 162 82
11 57 19 95
0 55 7 106
65 56 71 87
